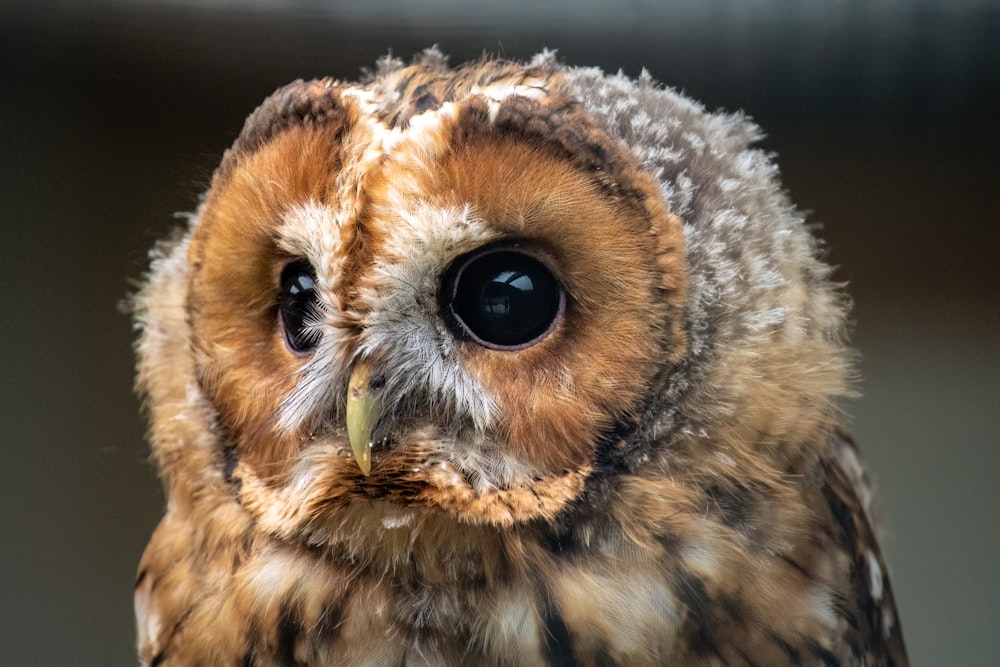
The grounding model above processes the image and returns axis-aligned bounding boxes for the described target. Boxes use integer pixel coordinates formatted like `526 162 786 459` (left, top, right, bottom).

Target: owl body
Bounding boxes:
134 50 906 665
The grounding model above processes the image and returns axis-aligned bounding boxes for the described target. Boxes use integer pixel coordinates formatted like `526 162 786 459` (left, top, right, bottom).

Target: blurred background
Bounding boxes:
2 1 997 664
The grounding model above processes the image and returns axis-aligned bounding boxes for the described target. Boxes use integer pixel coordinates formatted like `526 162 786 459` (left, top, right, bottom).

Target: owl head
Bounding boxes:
134 48 850 560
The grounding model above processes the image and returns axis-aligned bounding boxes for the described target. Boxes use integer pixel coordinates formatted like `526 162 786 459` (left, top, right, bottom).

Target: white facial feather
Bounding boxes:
355 201 499 429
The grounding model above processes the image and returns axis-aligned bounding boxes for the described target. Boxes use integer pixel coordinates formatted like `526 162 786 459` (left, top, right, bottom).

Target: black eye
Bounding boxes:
278 260 320 353
443 246 565 350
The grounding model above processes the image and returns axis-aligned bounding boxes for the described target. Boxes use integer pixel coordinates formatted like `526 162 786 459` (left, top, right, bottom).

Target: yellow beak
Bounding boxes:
346 360 383 476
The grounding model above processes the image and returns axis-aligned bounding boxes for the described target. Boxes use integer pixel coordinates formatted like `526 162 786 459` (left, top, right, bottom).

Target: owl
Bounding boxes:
132 49 907 666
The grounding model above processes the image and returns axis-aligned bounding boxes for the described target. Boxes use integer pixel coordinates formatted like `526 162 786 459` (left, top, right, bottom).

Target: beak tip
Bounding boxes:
357 447 372 477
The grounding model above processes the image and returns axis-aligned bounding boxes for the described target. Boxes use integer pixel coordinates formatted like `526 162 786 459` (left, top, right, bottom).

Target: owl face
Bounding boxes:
176 63 686 543
135 50 906 666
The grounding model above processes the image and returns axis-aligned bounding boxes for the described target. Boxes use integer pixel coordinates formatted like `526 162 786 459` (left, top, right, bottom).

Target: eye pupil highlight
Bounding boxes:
279 260 320 353
445 247 564 349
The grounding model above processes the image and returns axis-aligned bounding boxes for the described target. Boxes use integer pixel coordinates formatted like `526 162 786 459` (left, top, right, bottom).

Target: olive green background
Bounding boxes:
2 2 997 664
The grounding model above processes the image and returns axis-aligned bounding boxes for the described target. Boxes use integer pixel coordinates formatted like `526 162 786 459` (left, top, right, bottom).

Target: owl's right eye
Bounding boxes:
278 260 320 354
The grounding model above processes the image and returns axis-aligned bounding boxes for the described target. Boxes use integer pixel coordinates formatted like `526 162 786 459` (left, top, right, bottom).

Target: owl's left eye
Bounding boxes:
442 246 565 350
278 260 320 354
